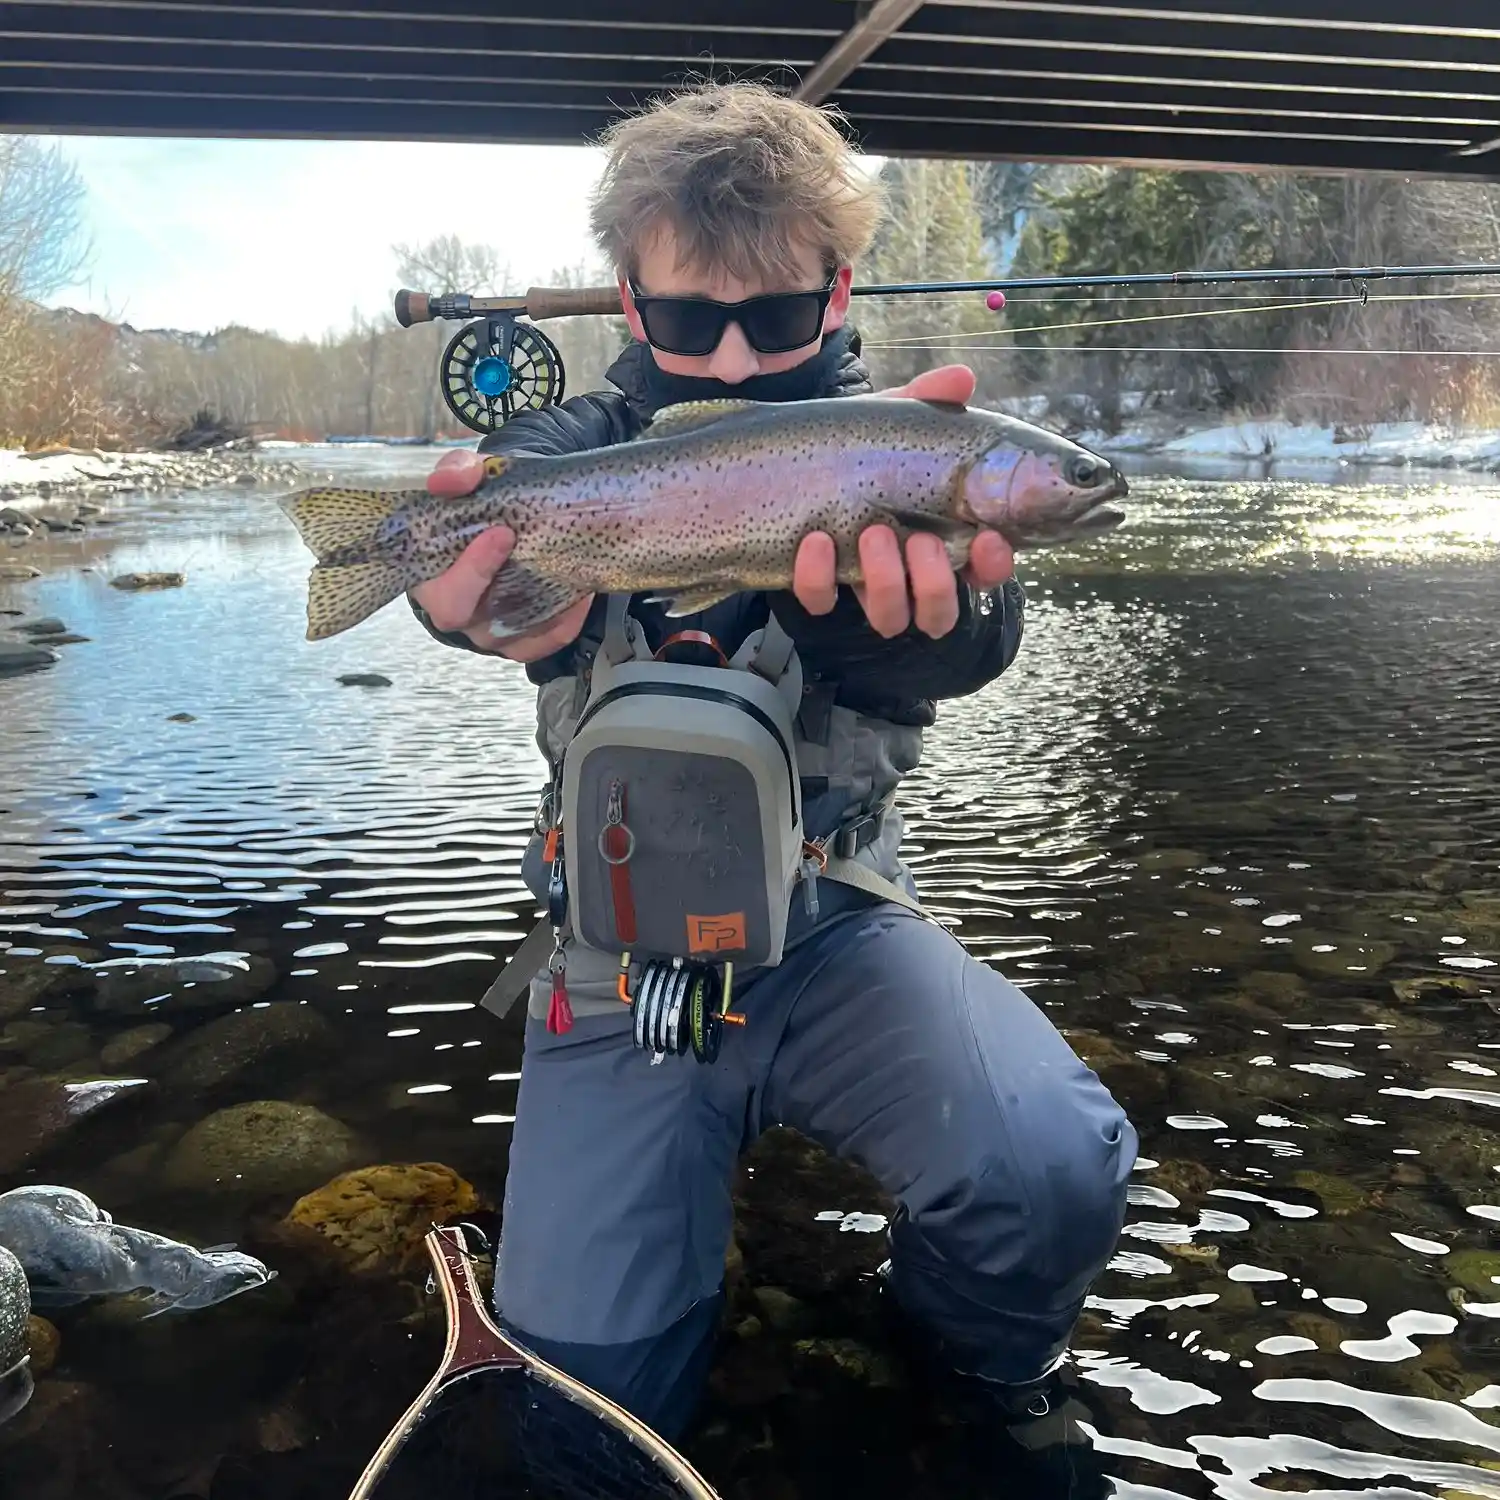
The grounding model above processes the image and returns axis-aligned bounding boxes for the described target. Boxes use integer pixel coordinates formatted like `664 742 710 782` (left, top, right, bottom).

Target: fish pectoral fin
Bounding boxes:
642 583 740 617
306 558 409 641
882 506 972 540
640 399 762 440
482 563 589 637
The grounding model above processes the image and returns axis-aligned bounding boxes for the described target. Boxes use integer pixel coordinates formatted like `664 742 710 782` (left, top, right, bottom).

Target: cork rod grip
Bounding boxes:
523 284 622 320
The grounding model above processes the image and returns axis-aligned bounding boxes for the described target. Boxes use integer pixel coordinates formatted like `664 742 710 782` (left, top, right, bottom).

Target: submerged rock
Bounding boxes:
25 1317 58 1377
0 1246 30 1413
160 1101 365 1202
337 672 392 688
109 571 184 591
0 964 67 1025
0 1077 150 1175
98 1023 172 1071
91 953 278 1017
159 1002 336 1099
280 1162 481 1276
0 640 57 678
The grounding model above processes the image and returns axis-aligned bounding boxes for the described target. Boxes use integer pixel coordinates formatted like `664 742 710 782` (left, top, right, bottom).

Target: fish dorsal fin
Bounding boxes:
644 399 761 439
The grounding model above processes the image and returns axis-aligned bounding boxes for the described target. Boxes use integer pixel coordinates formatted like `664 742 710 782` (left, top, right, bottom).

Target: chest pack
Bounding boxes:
479 595 930 1062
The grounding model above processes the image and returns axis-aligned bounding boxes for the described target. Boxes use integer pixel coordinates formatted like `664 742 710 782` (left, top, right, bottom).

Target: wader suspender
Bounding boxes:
479 598 931 1023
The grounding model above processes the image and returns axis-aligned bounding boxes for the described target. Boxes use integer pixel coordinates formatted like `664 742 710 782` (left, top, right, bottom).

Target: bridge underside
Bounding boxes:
3 1 1499 179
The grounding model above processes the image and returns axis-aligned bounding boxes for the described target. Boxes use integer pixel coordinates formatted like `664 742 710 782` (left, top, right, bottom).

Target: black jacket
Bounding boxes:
410 324 1024 726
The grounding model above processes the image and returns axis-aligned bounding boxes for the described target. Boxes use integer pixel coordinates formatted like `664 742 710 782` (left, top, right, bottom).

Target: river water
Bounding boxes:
0 446 1496 1499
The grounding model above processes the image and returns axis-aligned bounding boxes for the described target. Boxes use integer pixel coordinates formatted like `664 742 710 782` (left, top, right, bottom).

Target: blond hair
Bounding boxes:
588 80 886 285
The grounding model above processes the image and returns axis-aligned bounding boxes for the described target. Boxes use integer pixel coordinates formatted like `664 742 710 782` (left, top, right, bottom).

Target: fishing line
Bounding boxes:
872 296 1362 345
871 289 1500 347
863 344 1500 356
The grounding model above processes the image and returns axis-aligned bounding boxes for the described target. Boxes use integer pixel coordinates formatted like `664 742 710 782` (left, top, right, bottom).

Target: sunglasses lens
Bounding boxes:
639 300 726 356
741 294 826 353
637 287 830 356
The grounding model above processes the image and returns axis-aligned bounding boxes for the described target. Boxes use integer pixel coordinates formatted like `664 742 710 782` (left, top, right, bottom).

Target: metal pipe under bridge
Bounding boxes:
3 1 1500 180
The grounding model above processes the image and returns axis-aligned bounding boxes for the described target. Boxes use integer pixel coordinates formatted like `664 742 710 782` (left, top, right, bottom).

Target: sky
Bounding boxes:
36 135 610 341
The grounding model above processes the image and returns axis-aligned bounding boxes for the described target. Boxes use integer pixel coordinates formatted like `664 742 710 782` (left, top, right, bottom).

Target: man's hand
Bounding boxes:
790 365 1016 639
409 448 593 662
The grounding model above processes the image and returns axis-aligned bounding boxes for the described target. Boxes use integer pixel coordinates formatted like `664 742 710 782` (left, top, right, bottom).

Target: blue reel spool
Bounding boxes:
440 314 566 435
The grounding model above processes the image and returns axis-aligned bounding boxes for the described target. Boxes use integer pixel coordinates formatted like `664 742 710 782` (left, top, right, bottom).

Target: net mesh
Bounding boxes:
362 1363 714 1500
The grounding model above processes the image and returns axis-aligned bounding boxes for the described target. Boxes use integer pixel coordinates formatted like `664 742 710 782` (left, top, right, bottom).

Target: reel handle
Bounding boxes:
394 285 621 326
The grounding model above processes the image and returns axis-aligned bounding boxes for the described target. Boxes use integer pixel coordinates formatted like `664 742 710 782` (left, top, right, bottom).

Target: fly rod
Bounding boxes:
392 261 1500 435
394 262 1500 330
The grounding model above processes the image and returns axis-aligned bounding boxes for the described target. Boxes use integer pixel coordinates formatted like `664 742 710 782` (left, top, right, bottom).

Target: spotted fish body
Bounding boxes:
279 395 1128 641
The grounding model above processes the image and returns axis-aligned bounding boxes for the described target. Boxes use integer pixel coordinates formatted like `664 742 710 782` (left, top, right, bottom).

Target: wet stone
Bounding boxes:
91 953 279 1017
0 1077 151 1175
159 1100 366 1203
25 1318 59 1377
109 571 184 590
159 1002 336 1099
0 640 57 678
98 1023 173 1071
0 1246 29 1383
278 1162 481 1276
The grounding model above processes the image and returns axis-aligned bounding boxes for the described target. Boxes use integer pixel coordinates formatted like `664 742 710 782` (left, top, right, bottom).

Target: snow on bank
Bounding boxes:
0 447 185 494
1080 418 1500 469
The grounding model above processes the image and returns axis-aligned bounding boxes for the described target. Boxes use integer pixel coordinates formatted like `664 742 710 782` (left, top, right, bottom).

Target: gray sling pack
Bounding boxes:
480 595 930 1057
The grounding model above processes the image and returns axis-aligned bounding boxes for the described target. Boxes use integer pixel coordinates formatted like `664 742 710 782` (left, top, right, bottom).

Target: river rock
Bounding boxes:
0 1077 151 1175
0 963 67 1024
24 1318 58 1377
1288 932 1399 979
160 1002 336 1098
0 1246 28 1380
98 1023 172 1071
0 564 41 580
337 673 392 687
280 1162 480 1275
109 572 183 591
17 1022 94 1073
91 953 278 1016
159 1101 365 1201
0 640 57 678
15 617 66 637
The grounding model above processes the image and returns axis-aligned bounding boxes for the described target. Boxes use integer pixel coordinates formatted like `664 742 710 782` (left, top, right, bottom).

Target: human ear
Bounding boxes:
823 263 854 332
619 275 648 343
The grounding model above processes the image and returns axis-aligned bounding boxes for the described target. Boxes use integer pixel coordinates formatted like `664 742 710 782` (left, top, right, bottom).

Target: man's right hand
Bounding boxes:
410 449 594 663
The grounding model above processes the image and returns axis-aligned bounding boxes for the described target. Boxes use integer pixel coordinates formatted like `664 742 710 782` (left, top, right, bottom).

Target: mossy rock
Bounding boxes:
160 1100 365 1202
1448 1251 1500 1299
1291 1171 1371 1219
280 1162 482 1276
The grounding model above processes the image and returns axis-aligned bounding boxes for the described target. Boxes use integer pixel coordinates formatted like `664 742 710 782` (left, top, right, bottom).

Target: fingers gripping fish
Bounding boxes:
277 395 1129 641
0 1186 275 1318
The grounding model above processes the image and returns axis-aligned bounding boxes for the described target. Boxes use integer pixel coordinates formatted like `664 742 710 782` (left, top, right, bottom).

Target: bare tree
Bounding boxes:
0 136 91 299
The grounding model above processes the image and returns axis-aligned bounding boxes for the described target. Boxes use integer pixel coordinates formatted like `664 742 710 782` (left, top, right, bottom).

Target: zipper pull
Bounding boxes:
546 940 572 1035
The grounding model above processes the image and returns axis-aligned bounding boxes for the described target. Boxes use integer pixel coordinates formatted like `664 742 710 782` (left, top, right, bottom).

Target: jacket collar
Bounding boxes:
602 323 874 420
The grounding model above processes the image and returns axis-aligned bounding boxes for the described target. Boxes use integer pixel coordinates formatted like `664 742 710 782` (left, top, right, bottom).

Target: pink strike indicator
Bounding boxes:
986 291 1007 311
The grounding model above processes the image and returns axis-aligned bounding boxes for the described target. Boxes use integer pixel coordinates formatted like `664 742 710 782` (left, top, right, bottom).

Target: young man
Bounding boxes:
409 82 1136 1495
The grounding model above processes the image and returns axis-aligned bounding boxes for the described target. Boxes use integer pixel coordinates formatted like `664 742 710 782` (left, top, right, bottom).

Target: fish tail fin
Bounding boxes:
278 485 427 640
278 485 411 559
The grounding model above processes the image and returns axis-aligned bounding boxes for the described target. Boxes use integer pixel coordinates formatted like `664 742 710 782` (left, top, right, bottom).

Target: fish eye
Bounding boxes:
1066 455 1102 487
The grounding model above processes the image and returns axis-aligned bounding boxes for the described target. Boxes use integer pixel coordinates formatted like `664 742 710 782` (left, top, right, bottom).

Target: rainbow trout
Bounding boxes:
279 395 1128 641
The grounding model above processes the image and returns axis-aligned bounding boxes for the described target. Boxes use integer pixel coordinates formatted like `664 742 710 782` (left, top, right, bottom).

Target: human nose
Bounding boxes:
706 320 760 384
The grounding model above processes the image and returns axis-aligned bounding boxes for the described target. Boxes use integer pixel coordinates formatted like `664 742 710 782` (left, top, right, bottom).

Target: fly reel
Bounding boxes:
619 956 743 1064
440 314 565 435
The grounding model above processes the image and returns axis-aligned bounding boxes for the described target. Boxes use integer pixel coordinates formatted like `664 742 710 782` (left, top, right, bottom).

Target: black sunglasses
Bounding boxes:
627 274 838 357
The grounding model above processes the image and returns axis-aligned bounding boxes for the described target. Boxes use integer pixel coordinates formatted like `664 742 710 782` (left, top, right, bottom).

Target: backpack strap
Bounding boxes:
746 608 796 684
817 853 932 920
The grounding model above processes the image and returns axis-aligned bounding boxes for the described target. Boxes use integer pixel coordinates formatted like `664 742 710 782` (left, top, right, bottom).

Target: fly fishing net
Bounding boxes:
359 1362 713 1500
